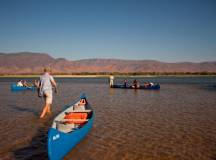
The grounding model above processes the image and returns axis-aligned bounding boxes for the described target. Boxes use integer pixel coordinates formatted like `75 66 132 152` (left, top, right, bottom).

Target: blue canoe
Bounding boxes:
48 94 94 160
111 84 160 90
11 84 36 91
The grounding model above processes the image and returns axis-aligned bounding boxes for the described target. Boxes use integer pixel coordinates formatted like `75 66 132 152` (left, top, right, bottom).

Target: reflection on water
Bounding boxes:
0 76 216 160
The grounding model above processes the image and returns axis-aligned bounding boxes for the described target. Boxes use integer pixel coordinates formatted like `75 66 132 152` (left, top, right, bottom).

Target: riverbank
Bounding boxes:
0 74 216 78
0 75 106 78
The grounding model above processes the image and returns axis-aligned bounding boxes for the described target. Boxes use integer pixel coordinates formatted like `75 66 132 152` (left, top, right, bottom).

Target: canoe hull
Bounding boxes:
48 113 94 160
48 96 94 160
11 84 36 91
111 84 160 90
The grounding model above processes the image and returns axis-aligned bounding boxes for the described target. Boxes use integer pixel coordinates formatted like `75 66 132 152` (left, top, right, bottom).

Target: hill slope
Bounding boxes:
0 52 216 74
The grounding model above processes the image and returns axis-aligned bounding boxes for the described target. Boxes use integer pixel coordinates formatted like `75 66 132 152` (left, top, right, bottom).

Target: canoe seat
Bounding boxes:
74 104 85 110
55 121 75 133
69 110 92 113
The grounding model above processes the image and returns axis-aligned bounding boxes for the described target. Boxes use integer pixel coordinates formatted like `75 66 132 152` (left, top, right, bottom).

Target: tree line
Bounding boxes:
1 71 216 76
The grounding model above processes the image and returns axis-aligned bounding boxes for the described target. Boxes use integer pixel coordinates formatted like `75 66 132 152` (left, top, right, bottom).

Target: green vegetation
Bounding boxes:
0 74 40 78
56 71 216 76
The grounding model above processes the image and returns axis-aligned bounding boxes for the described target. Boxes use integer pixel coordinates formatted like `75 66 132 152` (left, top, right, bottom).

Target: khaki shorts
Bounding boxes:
43 90 53 104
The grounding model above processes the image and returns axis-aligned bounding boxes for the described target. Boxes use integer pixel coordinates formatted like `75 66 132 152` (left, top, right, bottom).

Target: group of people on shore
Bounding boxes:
16 68 57 119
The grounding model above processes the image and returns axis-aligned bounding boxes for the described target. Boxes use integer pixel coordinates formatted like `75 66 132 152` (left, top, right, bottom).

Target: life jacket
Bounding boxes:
64 112 88 119
64 112 88 124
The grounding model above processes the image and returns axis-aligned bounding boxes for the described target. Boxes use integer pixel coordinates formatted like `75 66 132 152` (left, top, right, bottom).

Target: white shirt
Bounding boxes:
40 72 54 92
17 81 23 86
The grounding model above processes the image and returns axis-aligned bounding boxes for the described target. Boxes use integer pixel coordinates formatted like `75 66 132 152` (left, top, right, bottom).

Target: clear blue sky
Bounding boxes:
0 0 215 62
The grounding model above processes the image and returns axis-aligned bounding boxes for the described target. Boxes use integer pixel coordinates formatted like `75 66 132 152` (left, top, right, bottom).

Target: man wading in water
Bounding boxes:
38 68 57 118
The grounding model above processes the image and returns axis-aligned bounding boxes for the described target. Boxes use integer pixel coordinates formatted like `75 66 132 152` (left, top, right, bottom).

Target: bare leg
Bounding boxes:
40 92 52 118
47 105 51 113
40 103 50 118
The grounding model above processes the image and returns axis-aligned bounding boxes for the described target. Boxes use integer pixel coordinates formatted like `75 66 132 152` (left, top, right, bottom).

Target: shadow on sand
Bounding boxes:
12 118 52 160
9 105 39 117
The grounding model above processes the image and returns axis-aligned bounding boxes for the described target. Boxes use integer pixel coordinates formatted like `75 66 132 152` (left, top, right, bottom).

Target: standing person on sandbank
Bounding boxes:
38 68 57 118
109 75 114 87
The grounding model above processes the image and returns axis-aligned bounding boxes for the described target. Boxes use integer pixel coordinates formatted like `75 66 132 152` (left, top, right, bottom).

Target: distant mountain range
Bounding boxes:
0 52 216 74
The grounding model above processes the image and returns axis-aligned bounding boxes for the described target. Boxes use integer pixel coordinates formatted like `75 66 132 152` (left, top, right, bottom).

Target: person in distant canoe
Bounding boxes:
123 79 128 88
109 76 114 87
144 82 149 88
132 79 138 88
17 80 23 86
22 80 29 87
34 80 39 87
38 68 57 118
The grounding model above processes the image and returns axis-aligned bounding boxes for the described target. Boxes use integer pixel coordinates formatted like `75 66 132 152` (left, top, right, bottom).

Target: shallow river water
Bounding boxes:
0 76 216 160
